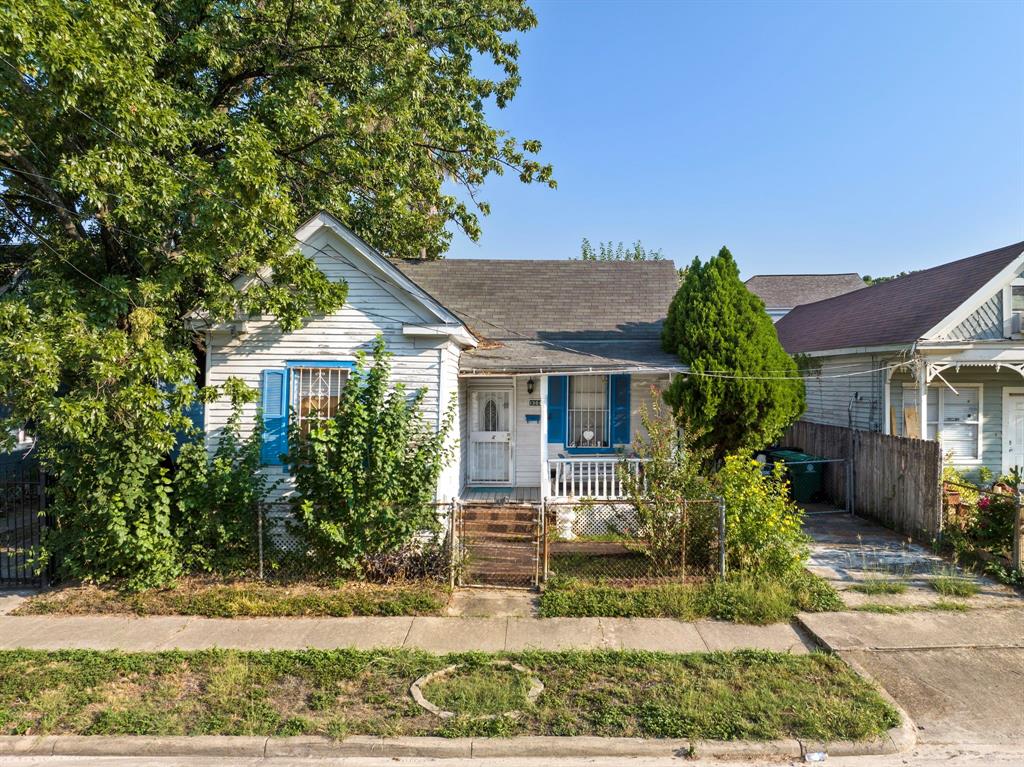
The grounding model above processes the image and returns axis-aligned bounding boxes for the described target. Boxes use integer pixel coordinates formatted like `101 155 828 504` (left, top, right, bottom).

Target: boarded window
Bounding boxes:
901 384 980 461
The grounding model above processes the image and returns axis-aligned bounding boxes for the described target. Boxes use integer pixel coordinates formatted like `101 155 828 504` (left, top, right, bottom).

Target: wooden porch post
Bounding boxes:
883 364 894 435
917 360 929 440
539 374 550 500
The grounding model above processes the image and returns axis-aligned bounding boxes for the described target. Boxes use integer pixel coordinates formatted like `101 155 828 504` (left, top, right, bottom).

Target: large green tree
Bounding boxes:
661 247 805 460
0 0 552 586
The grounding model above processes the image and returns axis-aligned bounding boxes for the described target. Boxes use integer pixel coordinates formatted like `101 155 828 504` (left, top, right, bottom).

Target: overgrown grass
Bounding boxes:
422 663 532 717
930 574 979 599
853 601 971 615
0 649 899 741
849 579 908 596
852 604 913 615
17 578 449 618
933 599 970 612
538 571 843 624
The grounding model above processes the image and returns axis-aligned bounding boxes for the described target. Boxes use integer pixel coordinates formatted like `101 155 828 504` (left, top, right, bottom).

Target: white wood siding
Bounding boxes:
205 228 461 501
514 377 542 487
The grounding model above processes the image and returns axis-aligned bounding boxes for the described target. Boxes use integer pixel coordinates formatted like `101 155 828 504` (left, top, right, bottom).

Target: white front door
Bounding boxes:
1002 388 1024 474
470 389 513 484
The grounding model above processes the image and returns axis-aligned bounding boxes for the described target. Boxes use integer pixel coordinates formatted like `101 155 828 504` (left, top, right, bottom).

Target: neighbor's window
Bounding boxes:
1012 285 1024 313
568 375 610 448
901 385 980 461
291 367 348 436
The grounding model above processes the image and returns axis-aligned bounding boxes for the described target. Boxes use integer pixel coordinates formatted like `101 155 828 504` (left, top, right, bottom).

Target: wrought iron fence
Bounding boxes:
0 461 47 587
543 498 725 583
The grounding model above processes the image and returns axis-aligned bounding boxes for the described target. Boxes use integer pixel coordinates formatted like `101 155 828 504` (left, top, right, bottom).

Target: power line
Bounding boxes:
0 54 906 383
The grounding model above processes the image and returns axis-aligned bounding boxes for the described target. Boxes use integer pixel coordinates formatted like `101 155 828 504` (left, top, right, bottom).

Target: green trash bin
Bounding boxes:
766 449 824 503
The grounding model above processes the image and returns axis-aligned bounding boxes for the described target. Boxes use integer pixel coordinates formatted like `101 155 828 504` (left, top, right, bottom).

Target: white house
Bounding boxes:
776 240 1024 479
199 212 686 508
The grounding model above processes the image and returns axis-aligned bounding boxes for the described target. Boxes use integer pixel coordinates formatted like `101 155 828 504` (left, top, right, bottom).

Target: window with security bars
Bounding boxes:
568 375 609 448
291 367 348 436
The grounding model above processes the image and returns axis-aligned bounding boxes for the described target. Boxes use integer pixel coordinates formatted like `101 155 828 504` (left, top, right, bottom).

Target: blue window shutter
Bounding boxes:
610 374 631 445
547 376 567 444
260 369 288 465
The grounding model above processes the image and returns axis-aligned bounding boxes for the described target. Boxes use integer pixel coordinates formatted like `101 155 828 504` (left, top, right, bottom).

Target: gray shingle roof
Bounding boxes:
744 273 866 308
389 258 685 372
776 241 1024 354
459 339 683 374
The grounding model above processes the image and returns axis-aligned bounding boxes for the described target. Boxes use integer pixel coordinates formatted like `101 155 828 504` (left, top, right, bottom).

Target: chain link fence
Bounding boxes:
250 501 454 583
543 498 725 583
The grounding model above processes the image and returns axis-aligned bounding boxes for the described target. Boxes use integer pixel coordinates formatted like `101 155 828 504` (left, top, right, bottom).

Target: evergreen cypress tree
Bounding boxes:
662 247 805 459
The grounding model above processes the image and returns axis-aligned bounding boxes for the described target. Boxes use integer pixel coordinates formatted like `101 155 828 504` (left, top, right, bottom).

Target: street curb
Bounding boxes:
0 732 905 759
794 614 919 755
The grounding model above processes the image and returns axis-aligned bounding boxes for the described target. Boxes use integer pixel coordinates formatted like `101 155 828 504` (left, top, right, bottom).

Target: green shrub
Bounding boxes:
716 455 809 576
175 379 277 575
287 338 454 575
618 398 716 573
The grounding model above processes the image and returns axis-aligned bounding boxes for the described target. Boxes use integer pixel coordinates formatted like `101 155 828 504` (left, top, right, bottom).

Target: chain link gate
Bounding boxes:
452 502 543 588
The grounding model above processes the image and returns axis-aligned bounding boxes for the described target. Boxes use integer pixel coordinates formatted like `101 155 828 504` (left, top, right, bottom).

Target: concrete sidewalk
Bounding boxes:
0 614 812 654
798 608 1024 747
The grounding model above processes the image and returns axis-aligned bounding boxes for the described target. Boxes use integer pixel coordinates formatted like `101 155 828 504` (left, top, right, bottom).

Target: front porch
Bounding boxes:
886 346 1024 477
460 455 648 504
459 370 674 502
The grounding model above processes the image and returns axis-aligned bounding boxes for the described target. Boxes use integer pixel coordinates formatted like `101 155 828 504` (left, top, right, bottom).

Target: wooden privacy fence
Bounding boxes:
783 420 943 542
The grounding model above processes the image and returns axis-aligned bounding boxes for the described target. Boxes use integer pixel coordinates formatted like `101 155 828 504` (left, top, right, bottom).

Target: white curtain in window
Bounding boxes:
569 375 609 448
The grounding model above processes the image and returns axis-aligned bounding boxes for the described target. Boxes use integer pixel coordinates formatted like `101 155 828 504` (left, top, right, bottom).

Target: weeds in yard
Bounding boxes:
421 663 532 717
17 579 450 618
930 569 979 598
0 649 899 742
853 601 970 614
932 599 970 612
538 570 842 623
849 579 908 596
852 604 913 615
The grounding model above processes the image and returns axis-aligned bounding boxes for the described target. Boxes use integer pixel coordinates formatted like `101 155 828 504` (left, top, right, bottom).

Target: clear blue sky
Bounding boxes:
446 0 1024 280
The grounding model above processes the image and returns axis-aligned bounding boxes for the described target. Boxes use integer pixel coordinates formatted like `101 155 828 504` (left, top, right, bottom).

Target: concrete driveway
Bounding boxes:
803 512 1019 608
801 601 1024 747
802 513 1024 747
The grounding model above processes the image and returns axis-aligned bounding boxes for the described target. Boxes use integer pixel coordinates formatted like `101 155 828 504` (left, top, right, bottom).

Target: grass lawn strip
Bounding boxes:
0 649 898 741
538 571 843 623
16 579 449 618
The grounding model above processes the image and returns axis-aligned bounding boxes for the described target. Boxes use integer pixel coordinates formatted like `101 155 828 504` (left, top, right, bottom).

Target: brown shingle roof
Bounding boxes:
776 241 1024 354
390 259 680 341
745 273 866 308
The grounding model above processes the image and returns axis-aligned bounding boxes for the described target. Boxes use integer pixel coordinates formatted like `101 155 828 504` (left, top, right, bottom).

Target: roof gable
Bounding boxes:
776 241 1024 354
295 212 466 330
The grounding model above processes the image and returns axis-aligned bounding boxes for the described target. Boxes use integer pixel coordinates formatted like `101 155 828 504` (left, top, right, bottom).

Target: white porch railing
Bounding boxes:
548 457 647 499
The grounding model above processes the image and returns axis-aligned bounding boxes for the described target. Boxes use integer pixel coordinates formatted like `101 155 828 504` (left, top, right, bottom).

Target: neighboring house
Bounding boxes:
776 240 1024 478
0 406 35 470
200 212 686 507
746 273 866 321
